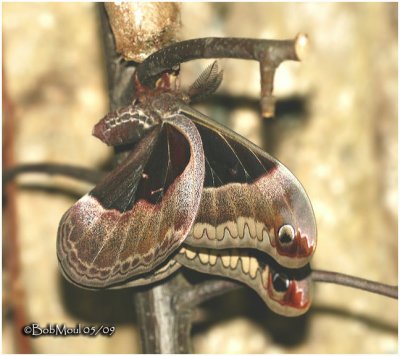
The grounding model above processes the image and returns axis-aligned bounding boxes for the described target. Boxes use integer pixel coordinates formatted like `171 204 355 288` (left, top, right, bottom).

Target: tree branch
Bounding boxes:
97 4 136 111
312 269 398 299
3 163 103 186
173 279 241 310
98 3 194 353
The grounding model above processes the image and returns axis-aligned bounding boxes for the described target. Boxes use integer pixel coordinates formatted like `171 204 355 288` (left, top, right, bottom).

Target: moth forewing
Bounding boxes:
178 103 317 269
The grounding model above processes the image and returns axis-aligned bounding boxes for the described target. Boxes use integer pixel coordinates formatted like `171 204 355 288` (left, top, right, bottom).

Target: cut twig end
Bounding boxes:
261 95 276 118
294 33 309 62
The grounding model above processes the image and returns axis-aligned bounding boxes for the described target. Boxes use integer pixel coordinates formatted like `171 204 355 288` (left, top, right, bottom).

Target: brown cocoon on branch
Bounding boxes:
104 2 181 62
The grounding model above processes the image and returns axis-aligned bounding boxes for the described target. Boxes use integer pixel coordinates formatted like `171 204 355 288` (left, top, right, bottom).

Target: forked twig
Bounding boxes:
136 34 309 117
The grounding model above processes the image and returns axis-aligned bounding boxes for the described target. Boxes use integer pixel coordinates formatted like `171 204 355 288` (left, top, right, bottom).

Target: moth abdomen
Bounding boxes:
93 104 160 147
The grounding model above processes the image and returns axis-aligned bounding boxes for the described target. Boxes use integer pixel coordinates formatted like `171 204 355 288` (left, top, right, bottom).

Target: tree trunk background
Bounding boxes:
3 2 397 353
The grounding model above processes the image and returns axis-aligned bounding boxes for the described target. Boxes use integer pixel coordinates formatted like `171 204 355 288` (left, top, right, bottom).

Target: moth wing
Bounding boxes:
57 116 204 288
108 258 182 289
175 246 312 317
180 106 316 268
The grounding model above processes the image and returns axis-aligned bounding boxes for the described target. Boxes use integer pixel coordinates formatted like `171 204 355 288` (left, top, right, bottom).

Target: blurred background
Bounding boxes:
2 2 397 353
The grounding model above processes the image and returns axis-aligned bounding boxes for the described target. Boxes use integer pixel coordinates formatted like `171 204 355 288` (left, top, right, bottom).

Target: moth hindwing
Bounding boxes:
175 246 312 317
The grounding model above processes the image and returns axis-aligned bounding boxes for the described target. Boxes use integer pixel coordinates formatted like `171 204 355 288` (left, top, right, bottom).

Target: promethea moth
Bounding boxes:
57 63 317 317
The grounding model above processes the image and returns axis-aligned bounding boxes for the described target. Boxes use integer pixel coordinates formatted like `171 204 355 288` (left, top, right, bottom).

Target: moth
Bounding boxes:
57 59 317 317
